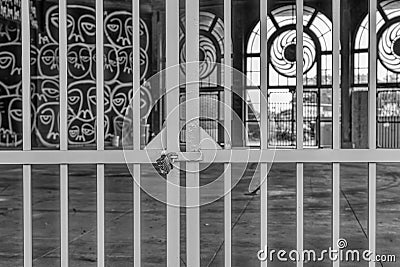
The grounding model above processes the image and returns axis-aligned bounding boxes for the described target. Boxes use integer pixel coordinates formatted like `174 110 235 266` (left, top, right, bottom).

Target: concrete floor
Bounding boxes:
0 163 399 266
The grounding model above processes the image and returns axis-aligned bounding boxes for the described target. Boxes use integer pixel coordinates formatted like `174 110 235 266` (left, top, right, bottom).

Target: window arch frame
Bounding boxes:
244 5 334 147
353 0 400 148
245 4 334 90
354 0 400 88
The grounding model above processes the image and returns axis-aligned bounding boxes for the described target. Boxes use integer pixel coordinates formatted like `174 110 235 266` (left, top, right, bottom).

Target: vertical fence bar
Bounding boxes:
332 0 341 266
223 165 232 267
260 0 268 265
132 0 142 265
59 3 68 155
224 0 232 265
332 163 340 265
133 163 141 267
21 1 32 266
332 0 341 172
296 0 304 266
96 164 105 267
59 0 69 265
166 0 181 265
186 0 200 265
95 0 105 265
368 0 377 266
60 164 68 267
22 0 31 152
22 165 32 267
296 0 304 150
96 0 105 152
368 0 377 151
296 163 304 267
368 163 376 266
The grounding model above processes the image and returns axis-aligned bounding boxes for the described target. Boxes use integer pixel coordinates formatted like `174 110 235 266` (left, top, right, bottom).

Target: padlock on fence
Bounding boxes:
154 151 178 176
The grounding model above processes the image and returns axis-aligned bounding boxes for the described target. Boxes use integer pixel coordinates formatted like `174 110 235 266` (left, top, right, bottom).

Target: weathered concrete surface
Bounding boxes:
0 163 398 266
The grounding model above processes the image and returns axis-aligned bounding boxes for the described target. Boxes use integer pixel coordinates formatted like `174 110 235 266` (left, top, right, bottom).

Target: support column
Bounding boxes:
340 0 352 148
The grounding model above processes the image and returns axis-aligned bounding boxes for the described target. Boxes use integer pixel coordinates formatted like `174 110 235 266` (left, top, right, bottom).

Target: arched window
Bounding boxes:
355 0 400 148
355 0 400 85
179 11 225 88
178 11 226 144
245 5 333 147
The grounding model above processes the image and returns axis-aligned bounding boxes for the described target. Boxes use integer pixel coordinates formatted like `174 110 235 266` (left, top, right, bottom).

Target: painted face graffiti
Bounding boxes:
90 44 119 83
0 44 39 90
139 19 149 52
0 43 22 88
116 47 148 83
31 77 59 103
104 45 119 82
110 84 132 117
104 11 149 50
35 102 60 147
67 43 93 79
68 80 96 122
0 96 23 146
31 45 39 74
68 117 96 144
104 115 110 140
116 47 132 83
38 43 59 77
105 15 131 47
0 4 153 147
67 80 97 145
104 85 112 114
106 84 131 138
0 23 20 43
140 83 152 119
46 5 96 44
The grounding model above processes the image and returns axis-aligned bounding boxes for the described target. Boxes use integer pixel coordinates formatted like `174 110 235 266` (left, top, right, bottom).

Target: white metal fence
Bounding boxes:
10 0 397 266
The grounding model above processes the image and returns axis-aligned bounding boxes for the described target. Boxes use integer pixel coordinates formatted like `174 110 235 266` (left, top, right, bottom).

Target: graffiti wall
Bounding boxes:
0 4 152 147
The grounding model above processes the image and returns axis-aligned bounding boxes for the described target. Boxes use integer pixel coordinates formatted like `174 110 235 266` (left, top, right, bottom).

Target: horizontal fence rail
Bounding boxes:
0 149 398 164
